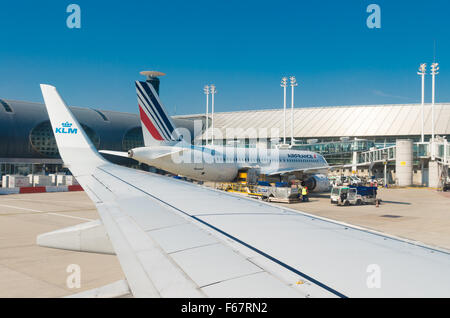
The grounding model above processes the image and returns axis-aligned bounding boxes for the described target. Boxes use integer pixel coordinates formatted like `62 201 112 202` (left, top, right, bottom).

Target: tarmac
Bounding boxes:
0 188 449 297
0 192 123 298
280 188 450 251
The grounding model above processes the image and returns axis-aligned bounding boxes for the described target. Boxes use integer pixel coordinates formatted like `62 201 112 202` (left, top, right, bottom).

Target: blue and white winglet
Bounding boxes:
38 84 450 298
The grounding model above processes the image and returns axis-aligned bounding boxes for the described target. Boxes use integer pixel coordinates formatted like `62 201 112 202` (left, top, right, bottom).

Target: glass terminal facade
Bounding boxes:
293 139 375 165
122 127 145 151
30 121 101 158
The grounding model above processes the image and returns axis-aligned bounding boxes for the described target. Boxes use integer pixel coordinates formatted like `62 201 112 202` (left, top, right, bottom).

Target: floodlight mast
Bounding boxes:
203 85 210 145
417 63 427 143
281 77 288 144
289 76 298 146
430 62 439 160
210 85 217 146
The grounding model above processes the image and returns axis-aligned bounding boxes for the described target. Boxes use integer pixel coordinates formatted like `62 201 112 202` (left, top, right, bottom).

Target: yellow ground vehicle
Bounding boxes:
219 182 262 198
217 171 300 203
237 172 248 184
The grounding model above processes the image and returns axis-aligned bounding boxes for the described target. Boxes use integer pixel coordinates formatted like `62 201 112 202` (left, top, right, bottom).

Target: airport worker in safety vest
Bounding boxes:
302 187 308 202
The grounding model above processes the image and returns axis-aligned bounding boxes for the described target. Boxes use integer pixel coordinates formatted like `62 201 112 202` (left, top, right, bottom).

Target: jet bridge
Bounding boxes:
357 139 449 166
355 139 449 187
358 145 396 165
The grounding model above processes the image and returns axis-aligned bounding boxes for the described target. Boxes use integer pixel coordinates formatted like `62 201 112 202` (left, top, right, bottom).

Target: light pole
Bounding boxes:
280 77 288 145
431 62 439 159
210 84 217 146
417 64 426 143
203 85 210 145
289 76 298 146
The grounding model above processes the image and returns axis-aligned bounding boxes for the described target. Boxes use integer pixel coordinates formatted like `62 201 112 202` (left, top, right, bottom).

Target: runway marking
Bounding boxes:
0 204 94 221
1 198 94 207
0 204 41 212
46 213 93 222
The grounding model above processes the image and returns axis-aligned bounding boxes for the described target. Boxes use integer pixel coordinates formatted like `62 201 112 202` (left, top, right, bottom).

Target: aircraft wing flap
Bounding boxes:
170 243 263 287
150 223 218 254
93 203 160 297
88 168 204 298
203 271 310 298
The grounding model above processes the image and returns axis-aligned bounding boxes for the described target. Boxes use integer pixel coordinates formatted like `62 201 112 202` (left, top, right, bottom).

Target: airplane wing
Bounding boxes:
99 150 129 158
263 166 331 176
40 84 450 298
100 147 185 161
264 164 352 176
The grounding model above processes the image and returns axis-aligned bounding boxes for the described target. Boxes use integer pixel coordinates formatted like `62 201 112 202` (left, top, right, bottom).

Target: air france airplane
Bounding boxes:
101 81 330 192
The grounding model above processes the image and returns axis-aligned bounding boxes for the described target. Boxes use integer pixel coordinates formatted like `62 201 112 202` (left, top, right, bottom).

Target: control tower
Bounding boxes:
140 71 166 95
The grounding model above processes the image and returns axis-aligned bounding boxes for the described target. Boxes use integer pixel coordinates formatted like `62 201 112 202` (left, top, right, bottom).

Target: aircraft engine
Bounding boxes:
303 174 330 193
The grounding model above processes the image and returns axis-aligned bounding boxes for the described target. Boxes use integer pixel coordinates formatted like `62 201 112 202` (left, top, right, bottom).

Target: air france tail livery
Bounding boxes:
39 84 450 298
101 81 331 191
135 80 180 146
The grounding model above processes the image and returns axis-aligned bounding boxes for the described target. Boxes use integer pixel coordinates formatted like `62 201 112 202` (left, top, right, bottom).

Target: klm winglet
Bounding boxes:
40 84 105 176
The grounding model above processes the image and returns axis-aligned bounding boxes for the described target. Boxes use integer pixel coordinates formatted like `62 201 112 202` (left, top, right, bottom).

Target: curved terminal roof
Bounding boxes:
179 103 450 140
0 99 197 160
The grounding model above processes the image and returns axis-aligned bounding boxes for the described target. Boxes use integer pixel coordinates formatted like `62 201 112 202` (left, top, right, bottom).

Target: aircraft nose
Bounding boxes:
128 150 134 158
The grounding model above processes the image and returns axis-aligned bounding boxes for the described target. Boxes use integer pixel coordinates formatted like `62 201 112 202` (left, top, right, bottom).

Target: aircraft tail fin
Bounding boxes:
40 84 106 176
135 80 179 147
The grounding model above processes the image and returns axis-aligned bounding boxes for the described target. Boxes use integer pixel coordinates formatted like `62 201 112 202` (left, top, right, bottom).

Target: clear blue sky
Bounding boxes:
0 0 449 115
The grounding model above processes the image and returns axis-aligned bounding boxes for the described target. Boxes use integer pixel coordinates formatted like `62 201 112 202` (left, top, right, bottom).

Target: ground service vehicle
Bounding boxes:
350 185 378 204
331 186 359 206
258 182 300 203
331 185 378 206
443 177 450 192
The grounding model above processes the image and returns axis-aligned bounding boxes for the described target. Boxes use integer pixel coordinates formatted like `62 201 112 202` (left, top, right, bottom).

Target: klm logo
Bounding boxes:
55 121 78 134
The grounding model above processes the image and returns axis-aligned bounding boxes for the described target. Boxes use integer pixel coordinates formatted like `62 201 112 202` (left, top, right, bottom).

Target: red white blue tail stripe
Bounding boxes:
135 81 177 143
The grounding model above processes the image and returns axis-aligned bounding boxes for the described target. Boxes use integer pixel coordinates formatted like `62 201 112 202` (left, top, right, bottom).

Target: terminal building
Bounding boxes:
184 103 450 148
0 98 201 178
180 103 450 187
0 71 204 181
1 87 449 188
